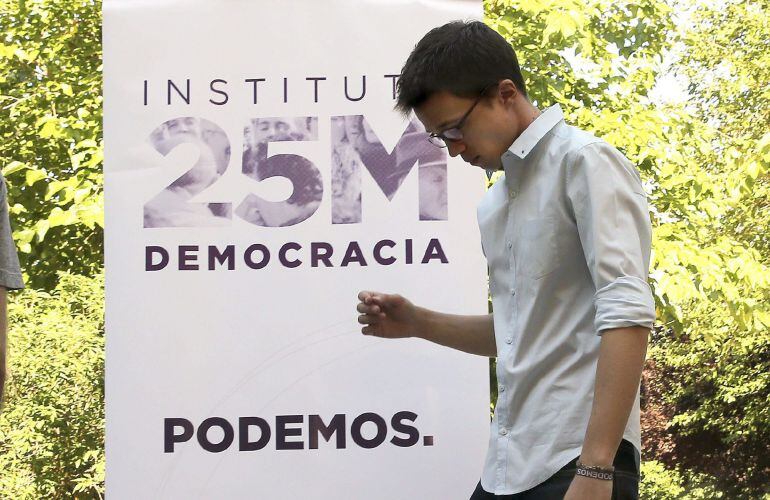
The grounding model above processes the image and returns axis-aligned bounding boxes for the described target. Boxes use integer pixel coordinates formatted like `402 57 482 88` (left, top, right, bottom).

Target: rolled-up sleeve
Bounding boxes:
566 142 654 334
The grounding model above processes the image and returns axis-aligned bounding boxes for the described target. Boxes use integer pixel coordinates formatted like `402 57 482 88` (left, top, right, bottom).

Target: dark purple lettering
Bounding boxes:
311 242 334 267
421 238 448 264
179 245 199 270
167 79 190 105
245 78 266 104
146 246 169 271
209 79 229 105
306 77 327 103
164 418 194 453
390 411 420 447
340 241 367 267
239 417 271 451
373 240 396 265
208 245 235 270
309 414 346 449
344 75 366 101
244 244 270 269
384 74 400 100
279 242 302 268
405 239 413 264
276 415 304 450
351 412 387 449
197 417 235 453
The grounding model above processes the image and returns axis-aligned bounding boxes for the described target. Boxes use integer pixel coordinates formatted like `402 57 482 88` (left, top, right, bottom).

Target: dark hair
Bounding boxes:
395 20 527 116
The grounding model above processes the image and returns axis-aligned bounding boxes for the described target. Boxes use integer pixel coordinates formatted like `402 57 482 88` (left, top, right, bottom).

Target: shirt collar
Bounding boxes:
504 104 564 161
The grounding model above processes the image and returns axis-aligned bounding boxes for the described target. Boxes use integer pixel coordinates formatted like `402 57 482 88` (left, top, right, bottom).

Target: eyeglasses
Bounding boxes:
427 84 495 148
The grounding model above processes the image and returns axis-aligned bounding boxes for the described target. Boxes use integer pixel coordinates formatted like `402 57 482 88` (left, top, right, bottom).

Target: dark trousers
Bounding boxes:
469 440 640 500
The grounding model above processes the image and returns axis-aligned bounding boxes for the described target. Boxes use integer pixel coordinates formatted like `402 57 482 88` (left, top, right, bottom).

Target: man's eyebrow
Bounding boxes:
434 115 463 132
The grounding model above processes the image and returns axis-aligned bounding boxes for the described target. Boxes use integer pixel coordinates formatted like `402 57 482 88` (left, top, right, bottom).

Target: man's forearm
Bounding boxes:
415 310 497 357
579 326 649 465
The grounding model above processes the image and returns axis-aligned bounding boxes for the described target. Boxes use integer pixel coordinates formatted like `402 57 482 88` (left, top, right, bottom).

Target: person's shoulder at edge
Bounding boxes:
561 130 647 199
552 122 604 153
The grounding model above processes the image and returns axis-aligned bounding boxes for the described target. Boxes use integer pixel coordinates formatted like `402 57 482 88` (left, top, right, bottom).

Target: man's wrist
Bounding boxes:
578 448 615 468
576 460 615 481
412 306 431 340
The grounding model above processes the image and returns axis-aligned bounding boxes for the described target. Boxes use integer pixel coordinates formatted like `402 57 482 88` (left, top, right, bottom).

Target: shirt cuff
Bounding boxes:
593 275 654 335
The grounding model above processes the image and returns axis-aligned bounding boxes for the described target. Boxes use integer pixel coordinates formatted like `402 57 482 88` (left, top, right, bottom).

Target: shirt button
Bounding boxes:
500 428 508 436
510 288 516 295
499 385 505 392
507 241 512 249
505 337 513 344
510 190 518 198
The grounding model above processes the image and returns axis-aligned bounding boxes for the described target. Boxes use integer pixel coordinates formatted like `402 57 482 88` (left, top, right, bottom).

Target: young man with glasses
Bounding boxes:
356 20 654 499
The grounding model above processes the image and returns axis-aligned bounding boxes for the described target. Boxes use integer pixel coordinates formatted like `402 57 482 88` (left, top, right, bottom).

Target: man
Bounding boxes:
356 21 654 499
0 173 25 410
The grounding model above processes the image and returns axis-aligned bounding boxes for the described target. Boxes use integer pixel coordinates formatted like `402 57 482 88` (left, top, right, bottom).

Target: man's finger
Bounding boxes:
359 290 387 306
356 302 381 314
358 314 379 325
358 290 382 304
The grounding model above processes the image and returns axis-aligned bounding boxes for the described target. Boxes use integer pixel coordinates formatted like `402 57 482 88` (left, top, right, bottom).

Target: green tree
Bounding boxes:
485 0 769 496
640 0 770 496
0 0 103 290
0 273 104 499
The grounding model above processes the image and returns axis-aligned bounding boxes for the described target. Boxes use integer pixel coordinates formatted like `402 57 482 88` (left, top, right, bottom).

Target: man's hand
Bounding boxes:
563 475 612 500
356 291 496 355
356 291 420 339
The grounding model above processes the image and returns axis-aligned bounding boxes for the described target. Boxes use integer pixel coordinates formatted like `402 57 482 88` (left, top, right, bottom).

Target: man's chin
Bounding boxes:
474 158 495 170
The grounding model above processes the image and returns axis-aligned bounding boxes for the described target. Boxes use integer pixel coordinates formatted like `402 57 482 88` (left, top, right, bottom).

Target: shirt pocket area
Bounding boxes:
518 216 561 280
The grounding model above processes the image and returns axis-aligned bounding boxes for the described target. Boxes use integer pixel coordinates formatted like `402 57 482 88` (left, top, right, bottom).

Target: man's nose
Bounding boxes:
446 140 465 157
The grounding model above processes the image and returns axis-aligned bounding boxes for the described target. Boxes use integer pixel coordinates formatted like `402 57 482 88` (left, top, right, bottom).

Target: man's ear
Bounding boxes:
497 79 518 104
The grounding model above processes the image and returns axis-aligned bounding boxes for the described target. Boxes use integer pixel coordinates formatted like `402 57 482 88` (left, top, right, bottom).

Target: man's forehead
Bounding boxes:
415 91 472 132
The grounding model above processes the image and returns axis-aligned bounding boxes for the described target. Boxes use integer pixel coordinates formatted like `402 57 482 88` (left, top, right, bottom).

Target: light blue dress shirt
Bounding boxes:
477 105 655 494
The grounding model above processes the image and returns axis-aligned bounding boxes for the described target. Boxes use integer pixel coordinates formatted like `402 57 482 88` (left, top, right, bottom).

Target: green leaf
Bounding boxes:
2 161 27 176
38 119 62 139
35 220 50 241
25 169 47 186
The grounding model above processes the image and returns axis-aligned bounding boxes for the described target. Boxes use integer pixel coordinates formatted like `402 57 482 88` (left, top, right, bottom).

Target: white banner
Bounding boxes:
104 1 488 498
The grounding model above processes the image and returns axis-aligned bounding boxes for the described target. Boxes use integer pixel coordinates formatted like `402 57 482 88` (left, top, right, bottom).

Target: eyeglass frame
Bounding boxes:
427 83 497 148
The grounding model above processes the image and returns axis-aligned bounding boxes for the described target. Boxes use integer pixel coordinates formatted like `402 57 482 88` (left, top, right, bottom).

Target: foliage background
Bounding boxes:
0 0 767 498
